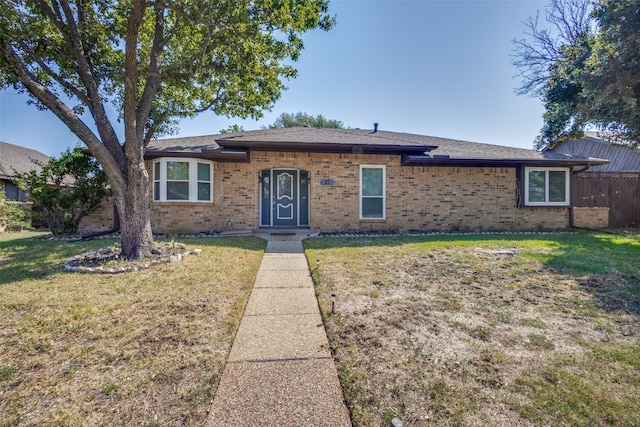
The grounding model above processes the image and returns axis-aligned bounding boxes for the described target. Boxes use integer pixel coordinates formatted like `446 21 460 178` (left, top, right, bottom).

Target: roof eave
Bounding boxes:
145 148 249 162
218 140 436 155
401 155 610 168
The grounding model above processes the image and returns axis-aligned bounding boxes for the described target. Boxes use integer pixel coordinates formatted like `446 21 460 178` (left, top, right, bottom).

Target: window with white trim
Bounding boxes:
360 165 386 219
153 158 213 202
524 167 569 206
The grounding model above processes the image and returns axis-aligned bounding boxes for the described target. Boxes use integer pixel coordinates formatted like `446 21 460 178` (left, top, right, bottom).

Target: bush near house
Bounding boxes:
0 193 30 231
14 148 110 235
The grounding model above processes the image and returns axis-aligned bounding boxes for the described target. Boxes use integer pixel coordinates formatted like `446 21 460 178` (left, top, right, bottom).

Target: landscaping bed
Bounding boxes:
305 232 640 426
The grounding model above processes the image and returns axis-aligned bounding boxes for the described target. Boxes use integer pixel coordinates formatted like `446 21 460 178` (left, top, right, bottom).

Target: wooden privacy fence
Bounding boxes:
572 171 640 227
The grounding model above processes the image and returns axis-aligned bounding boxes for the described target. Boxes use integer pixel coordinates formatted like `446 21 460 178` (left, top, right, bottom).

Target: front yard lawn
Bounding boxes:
0 231 265 426
305 232 640 426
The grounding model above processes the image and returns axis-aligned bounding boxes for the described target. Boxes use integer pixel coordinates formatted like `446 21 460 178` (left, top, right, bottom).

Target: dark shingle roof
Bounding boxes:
145 134 221 154
147 127 608 167
218 127 434 149
0 141 50 180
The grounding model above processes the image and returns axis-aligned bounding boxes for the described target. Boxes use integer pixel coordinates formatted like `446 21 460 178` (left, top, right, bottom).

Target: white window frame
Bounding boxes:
524 167 570 206
152 158 213 202
359 165 386 219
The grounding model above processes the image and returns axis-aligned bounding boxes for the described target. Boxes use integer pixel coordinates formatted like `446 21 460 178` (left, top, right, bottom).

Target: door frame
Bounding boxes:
259 169 310 227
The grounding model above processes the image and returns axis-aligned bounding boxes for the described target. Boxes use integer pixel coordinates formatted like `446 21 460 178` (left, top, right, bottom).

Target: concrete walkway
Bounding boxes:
205 232 352 427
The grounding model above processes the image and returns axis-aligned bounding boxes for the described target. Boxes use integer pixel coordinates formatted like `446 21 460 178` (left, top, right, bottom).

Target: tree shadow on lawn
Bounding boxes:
0 235 266 286
303 232 640 317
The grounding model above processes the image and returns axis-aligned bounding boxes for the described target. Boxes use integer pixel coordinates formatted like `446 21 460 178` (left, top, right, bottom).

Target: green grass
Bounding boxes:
513 342 640 426
305 231 640 278
0 231 265 426
305 231 640 426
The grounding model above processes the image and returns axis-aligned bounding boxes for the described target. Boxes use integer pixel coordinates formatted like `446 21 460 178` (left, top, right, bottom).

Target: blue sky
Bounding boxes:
0 0 547 157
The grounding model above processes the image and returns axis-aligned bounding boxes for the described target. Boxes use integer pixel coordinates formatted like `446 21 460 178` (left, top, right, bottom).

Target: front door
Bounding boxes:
273 169 298 226
260 169 309 227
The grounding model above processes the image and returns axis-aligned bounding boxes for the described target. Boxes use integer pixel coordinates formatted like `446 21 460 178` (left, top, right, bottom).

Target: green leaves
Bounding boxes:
0 193 29 230
1 0 334 141
1 0 334 255
267 111 348 128
514 0 640 149
13 148 111 236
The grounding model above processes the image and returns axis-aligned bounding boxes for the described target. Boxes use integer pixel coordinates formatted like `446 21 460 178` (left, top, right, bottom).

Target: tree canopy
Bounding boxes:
0 0 334 258
513 0 640 149
266 111 348 129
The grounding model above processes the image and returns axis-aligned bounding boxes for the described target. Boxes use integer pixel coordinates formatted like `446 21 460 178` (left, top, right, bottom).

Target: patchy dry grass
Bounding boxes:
0 231 265 426
305 232 640 426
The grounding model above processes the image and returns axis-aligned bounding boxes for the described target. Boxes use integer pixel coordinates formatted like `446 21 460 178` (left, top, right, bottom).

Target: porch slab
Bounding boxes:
205 359 351 427
264 240 304 253
228 313 329 362
244 287 319 316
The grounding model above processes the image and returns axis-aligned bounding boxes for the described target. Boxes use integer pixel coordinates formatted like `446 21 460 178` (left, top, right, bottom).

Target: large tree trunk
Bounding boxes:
116 155 155 260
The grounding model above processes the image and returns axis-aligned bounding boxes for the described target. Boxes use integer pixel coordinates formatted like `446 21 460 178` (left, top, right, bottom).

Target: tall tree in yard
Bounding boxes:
0 0 333 259
513 0 640 149
266 111 348 129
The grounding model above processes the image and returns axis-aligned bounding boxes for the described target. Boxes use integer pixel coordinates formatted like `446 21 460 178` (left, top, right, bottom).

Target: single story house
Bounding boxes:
548 133 640 227
0 140 50 202
0 141 51 231
79 127 609 235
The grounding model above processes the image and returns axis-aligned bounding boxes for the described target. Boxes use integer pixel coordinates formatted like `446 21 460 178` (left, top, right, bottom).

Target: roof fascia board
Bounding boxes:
217 140 436 155
401 155 610 168
145 148 249 163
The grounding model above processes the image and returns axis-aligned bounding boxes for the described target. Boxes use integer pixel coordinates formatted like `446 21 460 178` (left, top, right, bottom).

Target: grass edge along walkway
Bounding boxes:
205 237 351 426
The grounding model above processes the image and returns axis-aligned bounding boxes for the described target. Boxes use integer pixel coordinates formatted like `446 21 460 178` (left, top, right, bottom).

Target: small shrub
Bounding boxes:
0 193 30 231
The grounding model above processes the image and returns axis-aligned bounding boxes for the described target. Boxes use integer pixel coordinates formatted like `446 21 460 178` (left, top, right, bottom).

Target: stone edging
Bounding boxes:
63 245 202 274
316 231 576 238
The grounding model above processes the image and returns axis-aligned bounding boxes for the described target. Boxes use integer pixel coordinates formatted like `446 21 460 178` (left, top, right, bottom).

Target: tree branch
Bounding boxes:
2 44 126 192
16 40 90 105
136 1 168 142
33 0 125 168
512 0 595 97
123 0 146 162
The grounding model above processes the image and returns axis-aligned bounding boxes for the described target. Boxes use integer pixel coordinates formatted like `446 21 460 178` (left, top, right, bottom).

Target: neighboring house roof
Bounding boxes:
0 141 50 180
146 127 609 168
548 134 640 172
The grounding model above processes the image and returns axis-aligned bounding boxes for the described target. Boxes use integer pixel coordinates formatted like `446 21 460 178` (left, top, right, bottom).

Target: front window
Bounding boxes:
524 167 569 206
5 182 24 202
153 158 213 202
360 165 385 219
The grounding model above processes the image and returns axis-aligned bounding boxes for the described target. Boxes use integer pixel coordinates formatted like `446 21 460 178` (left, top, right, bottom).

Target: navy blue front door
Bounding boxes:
273 170 298 226
260 169 309 227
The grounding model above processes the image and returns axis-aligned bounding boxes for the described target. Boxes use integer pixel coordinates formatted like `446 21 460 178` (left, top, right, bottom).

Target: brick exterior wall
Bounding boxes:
80 151 571 234
76 202 117 235
572 207 610 229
